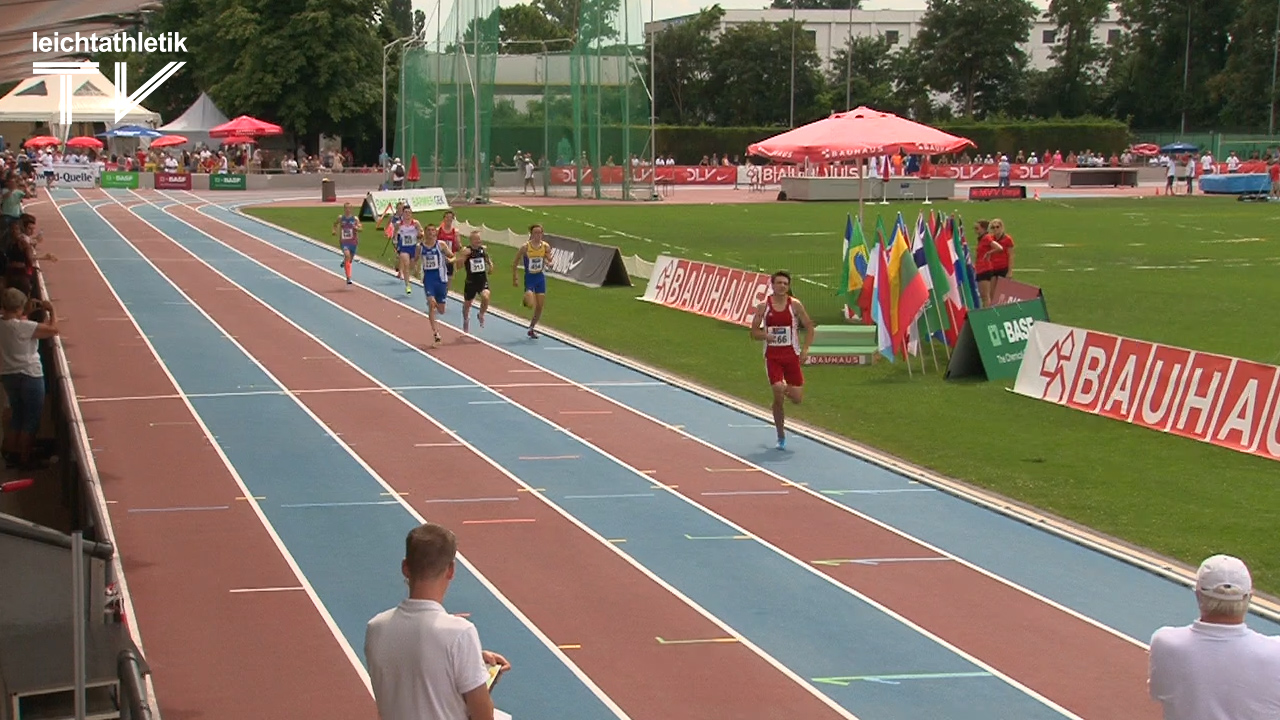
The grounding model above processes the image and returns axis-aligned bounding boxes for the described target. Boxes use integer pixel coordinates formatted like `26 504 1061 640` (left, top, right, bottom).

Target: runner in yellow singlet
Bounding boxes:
512 223 552 339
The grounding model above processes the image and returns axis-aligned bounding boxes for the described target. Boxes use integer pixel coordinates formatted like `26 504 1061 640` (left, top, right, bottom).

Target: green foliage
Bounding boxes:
1040 0 1111 118
938 117 1131 154
707 20 828 126
649 6 724 125
914 0 1039 117
770 0 859 8
1206 0 1280 129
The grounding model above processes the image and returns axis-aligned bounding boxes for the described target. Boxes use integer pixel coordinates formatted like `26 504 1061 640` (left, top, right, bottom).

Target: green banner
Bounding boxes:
99 171 139 190
209 174 247 191
945 297 1050 381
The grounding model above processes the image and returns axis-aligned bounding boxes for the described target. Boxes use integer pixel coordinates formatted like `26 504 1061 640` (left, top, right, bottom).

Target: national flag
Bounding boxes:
887 216 929 354
932 217 966 344
856 215 888 322
871 241 893 360
920 222 957 344
839 214 854 303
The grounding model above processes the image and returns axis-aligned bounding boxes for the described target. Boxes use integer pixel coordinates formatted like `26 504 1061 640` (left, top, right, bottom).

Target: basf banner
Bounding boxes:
1014 321 1280 462
640 255 772 327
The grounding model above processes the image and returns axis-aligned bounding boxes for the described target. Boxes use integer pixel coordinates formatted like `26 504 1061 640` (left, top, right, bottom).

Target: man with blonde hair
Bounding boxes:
1148 554 1280 719
365 523 510 720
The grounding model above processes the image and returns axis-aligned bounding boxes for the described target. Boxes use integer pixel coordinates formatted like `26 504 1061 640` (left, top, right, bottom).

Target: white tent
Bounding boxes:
0 71 160 140
158 93 230 148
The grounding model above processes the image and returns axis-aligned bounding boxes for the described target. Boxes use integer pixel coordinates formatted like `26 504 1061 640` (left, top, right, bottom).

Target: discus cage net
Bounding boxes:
395 0 654 203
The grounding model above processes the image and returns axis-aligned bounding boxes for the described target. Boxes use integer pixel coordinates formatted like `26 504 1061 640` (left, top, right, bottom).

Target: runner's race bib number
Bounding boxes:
469 256 486 273
423 254 440 270
527 257 544 273
767 326 793 347
341 227 355 241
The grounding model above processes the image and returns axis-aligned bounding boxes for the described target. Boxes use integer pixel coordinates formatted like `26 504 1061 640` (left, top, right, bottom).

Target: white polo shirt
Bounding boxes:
1149 620 1280 720
365 599 490 720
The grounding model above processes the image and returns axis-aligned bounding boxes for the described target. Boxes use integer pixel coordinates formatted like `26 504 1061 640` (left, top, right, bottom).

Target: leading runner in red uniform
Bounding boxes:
750 271 814 450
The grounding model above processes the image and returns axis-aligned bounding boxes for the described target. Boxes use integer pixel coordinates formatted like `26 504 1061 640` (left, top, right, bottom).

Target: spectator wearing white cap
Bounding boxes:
1148 554 1280 720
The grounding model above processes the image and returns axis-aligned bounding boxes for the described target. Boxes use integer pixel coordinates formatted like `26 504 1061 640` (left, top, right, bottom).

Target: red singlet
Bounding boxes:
437 226 460 253
762 296 804 387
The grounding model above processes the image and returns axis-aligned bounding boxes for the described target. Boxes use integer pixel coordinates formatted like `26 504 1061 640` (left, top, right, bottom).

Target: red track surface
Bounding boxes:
42 195 375 719
98 198 851 720
163 200 1163 719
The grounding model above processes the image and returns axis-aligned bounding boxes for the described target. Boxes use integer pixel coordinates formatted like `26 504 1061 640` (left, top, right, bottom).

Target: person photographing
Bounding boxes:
365 522 510 720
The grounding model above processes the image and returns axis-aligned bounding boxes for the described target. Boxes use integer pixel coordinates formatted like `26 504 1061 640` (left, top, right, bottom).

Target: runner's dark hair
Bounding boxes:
771 270 795 297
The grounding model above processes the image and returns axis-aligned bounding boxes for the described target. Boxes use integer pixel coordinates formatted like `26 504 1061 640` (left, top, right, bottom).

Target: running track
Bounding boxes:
39 186 1280 720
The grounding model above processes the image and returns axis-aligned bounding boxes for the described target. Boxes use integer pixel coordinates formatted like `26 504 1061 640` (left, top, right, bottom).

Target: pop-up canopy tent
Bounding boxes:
158 93 231 148
0 71 161 141
747 106 975 164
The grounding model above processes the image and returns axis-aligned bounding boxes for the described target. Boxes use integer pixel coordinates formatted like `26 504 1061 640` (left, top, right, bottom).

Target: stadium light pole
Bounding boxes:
789 0 797 128
1270 0 1280 136
845 0 853 110
1179 1 1190 136
651 0 658 197
382 35 416 169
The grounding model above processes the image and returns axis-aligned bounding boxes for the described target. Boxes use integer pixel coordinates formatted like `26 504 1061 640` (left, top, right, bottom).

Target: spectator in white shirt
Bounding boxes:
365 523 510 720
1149 554 1280 720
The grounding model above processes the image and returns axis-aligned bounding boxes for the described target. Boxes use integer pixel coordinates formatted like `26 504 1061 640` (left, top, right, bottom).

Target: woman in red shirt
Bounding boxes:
975 218 1014 306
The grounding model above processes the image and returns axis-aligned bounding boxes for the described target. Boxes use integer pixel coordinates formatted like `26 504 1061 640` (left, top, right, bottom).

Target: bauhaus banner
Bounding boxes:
1014 321 1280 462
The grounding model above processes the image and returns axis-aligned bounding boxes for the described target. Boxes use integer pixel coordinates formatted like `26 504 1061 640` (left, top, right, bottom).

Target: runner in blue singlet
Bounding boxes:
419 227 455 347
395 207 423 295
331 202 362 286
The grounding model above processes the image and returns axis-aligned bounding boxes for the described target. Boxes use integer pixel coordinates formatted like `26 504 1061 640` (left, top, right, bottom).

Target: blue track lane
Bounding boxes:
201 204 1280 643
59 195 623 720
111 199 1075 720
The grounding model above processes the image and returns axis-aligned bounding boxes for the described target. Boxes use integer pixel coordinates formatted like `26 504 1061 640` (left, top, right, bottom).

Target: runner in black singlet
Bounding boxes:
455 230 492 333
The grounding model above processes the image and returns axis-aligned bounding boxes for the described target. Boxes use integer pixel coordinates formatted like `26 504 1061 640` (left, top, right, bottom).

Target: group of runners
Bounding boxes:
331 201 552 348
332 202 810 449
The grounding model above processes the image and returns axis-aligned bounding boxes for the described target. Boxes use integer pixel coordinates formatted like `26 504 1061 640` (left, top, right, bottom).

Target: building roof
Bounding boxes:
0 70 160 123
0 0 163 82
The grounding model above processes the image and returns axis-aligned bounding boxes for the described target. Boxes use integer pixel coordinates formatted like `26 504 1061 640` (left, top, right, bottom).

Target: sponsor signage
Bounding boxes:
360 187 450 219
551 166 736 186
969 185 1027 200
945 298 1050 381
541 233 632 288
209 173 247 190
991 278 1044 307
805 354 872 366
639 255 771 327
50 162 99 188
154 172 192 190
100 171 139 189
1014 322 1280 463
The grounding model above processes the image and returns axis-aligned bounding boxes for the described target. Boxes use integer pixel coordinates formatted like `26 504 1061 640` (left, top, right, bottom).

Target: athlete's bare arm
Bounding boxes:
749 303 768 341
455 246 470 268
793 299 815 358
512 244 526 285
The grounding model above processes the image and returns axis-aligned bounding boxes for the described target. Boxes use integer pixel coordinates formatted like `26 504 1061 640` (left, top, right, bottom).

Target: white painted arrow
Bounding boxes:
114 61 186 122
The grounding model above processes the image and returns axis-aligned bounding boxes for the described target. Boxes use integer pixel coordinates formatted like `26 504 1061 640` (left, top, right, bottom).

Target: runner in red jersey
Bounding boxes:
437 210 461 293
750 271 814 450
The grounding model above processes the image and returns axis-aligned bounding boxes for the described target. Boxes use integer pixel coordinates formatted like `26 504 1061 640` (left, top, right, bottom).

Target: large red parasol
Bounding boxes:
24 136 60 148
66 136 104 149
150 135 188 148
747 106 975 164
209 115 284 139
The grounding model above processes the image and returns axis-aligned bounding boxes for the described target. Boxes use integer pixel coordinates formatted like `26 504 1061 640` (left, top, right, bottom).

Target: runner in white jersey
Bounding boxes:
395 207 423 295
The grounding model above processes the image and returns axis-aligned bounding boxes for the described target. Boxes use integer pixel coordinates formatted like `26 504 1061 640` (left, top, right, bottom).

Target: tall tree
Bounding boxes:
499 3 571 53
1102 0 1239 129
1042 0 1110 116
648 6 724 124
827 34 897 112
706 20 829 126
771 0 859 9
913 0 1038 117
388 0 414 37
1207 0 1278 129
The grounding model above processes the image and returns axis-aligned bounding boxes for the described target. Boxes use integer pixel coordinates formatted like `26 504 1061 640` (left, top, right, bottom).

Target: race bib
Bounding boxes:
527 257 544 272
767 326 792 347
469 256 486 273
341 227 355 241
423 254 440 270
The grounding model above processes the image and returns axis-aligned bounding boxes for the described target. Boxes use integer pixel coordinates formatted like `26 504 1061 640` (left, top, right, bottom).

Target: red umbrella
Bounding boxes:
150 135 188 148
220 137 256 146
407 154 420 182
24 136 60 148
209 115 284 138
747 106 975 164
66 136 104 149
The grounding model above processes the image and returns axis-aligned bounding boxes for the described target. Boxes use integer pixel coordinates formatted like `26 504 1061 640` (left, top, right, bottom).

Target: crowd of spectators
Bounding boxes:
0 149 61 471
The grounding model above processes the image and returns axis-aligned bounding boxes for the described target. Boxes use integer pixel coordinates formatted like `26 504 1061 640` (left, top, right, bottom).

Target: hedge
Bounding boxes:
480 118 1131 166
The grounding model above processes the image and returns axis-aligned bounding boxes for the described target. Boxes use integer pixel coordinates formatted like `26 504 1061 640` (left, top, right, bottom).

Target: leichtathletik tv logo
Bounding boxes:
32 30 186 125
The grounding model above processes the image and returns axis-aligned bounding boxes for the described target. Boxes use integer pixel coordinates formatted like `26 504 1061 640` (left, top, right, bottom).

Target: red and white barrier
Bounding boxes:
1014 321 1280 462
639 255 772 327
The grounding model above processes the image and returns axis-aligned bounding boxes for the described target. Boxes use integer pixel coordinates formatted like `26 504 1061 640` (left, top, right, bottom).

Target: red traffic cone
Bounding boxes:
407 154 421 184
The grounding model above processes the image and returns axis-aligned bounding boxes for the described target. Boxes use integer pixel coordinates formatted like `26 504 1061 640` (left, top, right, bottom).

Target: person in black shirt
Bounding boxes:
455 231 492 334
